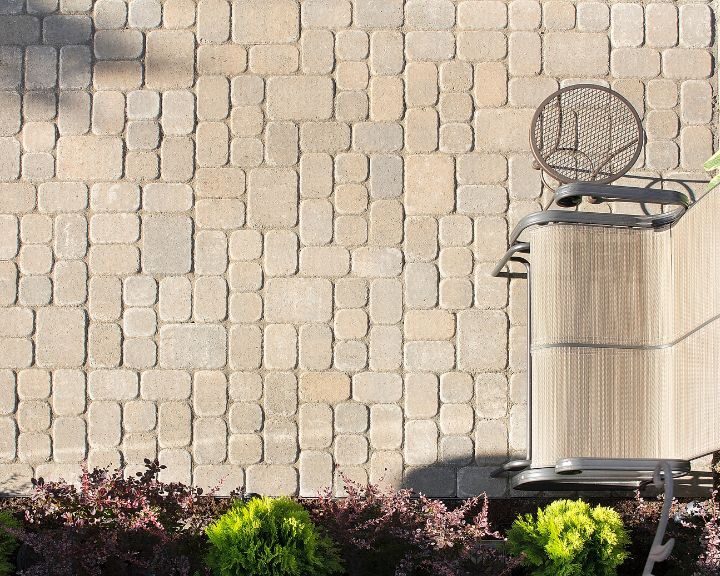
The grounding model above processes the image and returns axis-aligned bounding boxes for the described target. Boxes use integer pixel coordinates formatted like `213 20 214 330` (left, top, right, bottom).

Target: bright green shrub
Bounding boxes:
205 496 343 576
507 499 629 576
0 510 20 576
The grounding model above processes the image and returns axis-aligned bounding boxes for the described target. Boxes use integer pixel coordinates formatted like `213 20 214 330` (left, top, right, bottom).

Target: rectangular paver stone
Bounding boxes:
246 464 297 496
457 310 508 370
265 278 332 323
662 49 712 80
233 0 299 43
404 420 437 465
405 154 454 215
88 370 138 400
247 168 298 228
353 372 402 403
266 76 333 121
145 30 195 89
0 16 40 45
354 0 403 28
57 136 123 180
25 46 56 90
544 32 609 76
474 109 534 152
303 0 350 28
299 372 350 402
141 215 192 274
159 324 227 369
36 308 86 368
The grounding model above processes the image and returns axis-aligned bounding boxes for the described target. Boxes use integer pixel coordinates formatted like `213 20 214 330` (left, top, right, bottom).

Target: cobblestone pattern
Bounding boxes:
0 0 715 497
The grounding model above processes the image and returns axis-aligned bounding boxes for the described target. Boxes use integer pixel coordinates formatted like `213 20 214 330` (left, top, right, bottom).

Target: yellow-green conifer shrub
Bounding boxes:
507 499 629 576
205 496 343 576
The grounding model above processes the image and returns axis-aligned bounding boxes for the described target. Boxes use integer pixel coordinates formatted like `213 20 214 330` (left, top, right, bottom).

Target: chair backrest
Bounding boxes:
528 186 720 467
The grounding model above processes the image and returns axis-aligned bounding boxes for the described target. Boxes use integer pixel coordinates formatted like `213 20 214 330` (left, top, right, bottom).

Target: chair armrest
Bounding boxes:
491 242 529 277
555 182 691 209
508 209 682 245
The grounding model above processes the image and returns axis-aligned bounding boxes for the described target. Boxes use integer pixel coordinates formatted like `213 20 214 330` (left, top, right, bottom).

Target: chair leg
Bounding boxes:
643 461 676 576
489 257 533 480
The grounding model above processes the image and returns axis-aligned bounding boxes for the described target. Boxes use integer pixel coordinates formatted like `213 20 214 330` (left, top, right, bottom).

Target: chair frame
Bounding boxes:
490 182 693 491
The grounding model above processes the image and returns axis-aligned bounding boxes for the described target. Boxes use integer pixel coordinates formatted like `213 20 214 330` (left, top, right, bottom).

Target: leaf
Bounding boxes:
708 173 720 192
704 151 720 171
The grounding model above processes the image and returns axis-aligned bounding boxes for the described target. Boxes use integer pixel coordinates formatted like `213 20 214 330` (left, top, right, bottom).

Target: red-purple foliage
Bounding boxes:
306 476 519 576
15 459 237 576
689 491 720 575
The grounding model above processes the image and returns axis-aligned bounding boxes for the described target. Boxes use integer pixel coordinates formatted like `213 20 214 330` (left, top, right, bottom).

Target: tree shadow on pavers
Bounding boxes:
0 10 181 102
1 11 94 124
0 10 94 62
0 464 34 496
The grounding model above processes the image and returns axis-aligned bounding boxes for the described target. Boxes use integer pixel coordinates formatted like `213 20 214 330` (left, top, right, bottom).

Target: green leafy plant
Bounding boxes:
704 150 720 191
205 496 343 576
506 499 629 576
0 511 19 576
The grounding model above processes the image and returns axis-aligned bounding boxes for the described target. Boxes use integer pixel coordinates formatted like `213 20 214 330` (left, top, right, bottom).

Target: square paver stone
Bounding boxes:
247 168 298 228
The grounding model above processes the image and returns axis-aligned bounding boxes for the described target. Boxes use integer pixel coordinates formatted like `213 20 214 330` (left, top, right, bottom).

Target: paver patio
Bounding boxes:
0 0 715 497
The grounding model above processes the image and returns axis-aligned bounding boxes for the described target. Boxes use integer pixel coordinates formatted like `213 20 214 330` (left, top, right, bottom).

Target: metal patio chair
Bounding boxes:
490 84 711 490
491 179 712 575
489 84 715 573
491 179 704 491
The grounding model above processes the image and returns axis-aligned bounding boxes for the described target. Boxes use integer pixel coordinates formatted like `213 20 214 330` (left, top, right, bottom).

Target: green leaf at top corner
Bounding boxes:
703 150 720 171
707 173 720 192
